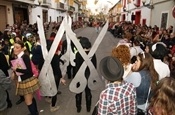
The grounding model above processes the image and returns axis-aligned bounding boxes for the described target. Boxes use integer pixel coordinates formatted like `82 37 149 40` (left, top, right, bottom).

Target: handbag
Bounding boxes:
30 61 39 77
92 101 98 115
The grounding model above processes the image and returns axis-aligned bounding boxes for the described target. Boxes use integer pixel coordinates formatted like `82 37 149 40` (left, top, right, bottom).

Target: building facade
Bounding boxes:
0 0 87 32
151 0 175 29
109 0 175 29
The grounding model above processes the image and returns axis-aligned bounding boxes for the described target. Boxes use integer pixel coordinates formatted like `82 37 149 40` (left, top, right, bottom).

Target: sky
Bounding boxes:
86 0 119 14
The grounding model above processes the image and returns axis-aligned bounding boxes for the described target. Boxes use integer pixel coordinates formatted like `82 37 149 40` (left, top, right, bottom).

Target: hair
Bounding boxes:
79 37 91 49
111 45 131 67
149 77 175 115
133 38 140 46
136 52 159 89
15 40 25 48
151 43 168 61
50 32 56 38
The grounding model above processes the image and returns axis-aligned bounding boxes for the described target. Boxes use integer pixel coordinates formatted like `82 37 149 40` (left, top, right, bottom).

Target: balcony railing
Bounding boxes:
42 0 51 7
56 2 66 11
69 6 75 12
60 2 64 9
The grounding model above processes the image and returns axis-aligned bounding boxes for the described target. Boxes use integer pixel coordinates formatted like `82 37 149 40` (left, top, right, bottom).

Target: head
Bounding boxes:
111 44 131 66
13 41 25 55
150 42 168 61
26 33 33 42
11 32 16 38
99 56 124 82
145 43 153 53
149 77 175 115
132 52 159 89
50 32 56 38
132 52 153 71
170 32 175 39
133 38 141 46
15 36 22 42
79 37 91 49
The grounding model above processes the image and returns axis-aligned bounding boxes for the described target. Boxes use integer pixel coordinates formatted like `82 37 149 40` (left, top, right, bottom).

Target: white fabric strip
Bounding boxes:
37 16 67 96
60 15 75 78
66 17 108 93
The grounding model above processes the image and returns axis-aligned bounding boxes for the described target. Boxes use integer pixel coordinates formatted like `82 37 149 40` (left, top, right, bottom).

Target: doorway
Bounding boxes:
0 5 7 32
42 10 48 23
135 11 141 25
13 7 29 25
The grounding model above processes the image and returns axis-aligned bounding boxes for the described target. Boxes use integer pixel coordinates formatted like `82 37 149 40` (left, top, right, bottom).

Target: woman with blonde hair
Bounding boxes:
148 77 175 115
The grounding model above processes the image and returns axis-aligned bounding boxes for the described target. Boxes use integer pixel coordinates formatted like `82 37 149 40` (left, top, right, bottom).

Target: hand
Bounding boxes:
60 78 66 85
11 67 16 71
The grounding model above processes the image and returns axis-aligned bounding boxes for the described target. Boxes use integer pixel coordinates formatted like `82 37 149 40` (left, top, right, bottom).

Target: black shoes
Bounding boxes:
7 100 12 108
16 98 24 105
87 106 91 112
57 91 62 95
77 106 81 113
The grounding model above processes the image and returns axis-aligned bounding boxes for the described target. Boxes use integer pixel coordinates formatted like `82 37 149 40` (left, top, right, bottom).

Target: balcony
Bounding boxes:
69 6 75 12
133 0 141 7
6 0 35 4
60 2 64 9
56 2 66 11
41 0 51 7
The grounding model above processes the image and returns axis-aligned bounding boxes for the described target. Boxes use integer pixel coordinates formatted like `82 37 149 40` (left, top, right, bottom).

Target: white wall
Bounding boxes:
30 7 43 24
120 0 151 25
151 0 174 29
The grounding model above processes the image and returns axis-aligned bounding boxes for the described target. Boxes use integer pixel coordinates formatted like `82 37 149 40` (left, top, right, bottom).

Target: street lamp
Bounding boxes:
142 0 154 9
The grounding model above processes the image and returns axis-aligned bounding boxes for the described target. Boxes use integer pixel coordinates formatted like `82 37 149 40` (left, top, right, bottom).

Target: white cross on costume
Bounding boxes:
37 15 108 95
65 18 109 93
60 16 76 78
36 16 71 96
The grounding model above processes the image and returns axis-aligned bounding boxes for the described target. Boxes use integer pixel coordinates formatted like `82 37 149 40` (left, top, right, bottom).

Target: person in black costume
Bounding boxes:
74 37 97 113
61 36 82 79
46 38 63 112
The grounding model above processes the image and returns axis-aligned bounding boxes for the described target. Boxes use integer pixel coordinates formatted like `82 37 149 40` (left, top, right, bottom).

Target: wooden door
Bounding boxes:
0 5 7 32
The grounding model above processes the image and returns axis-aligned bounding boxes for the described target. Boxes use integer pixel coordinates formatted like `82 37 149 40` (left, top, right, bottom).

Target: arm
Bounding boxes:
130 87 137 115
98 92 108 115
16 54 32 75
125 72 141 87
0 70 11 90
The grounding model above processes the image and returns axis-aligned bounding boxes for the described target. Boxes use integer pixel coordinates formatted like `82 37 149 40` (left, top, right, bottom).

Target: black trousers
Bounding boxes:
51 75 60 107
75 85 92 109
67 63 76 79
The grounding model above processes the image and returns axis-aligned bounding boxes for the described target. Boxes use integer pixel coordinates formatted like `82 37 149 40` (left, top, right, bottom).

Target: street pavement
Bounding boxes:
7 26 120 115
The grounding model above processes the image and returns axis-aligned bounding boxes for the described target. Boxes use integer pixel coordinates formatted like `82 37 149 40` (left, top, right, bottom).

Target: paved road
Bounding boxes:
7 26 120 115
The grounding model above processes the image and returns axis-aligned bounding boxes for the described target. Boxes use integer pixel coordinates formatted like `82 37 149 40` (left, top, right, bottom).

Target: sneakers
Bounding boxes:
50 105 60 112
45 97 51 103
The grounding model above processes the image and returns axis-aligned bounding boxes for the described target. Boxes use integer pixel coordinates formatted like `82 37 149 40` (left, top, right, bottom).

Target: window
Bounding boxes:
160 11 168 29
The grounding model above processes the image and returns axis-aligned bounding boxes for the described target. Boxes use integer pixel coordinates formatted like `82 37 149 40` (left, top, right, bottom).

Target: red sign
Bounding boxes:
172 6 175 19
